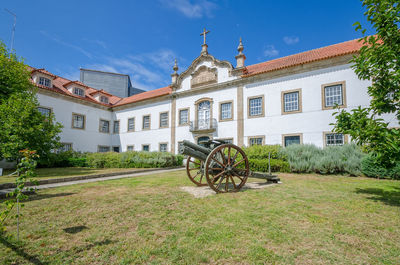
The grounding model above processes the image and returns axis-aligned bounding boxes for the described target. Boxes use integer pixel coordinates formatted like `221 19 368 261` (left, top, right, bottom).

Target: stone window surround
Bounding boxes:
248 135 265 146
159 142 168 152
127 117 135 132
195 97 214 127
113 120 120 134
142 144 150 151
282 133 303 147
97 145 111 152
281 88 302 114
71 113 86 130
247 95 265 118
99 118 110 134
159 111 169 128
323 132 348 147
178 108 190 126
126 145 135 151
60 142 73 152
142 114 151 130
216 138 234 144
321 81 347 110
38 106 52 117
219 100 234 122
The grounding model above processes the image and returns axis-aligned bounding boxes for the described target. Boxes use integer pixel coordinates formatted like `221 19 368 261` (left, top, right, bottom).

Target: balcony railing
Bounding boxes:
189 118 217 133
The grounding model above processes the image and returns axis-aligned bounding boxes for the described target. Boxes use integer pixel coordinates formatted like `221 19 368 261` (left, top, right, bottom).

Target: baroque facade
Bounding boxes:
30 36 397 154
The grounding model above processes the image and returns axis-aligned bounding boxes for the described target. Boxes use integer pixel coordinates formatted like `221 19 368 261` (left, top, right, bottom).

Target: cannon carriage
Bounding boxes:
180 140 280 193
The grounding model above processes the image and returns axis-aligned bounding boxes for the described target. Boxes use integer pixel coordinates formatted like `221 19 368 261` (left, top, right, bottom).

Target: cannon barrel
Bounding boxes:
180 146 208 161
182 140 212 155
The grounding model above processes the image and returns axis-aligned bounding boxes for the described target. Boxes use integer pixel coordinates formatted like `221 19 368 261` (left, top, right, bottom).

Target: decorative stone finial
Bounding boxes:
237 37 244 55
235 37 246 68
171 59 179 86
173 59 178 73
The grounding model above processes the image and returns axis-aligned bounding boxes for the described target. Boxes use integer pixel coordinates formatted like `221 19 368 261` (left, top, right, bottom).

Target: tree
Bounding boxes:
333 0 400 166
0 41 33 102
0 40 63 161
0 91 63 161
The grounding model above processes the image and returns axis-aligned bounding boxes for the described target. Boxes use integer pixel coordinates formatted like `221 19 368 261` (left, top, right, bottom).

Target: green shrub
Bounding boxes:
280 144 365 176
37 151 87 168
361 154 400 179
243 145 285 160
85 151 183 169
249 158 290 173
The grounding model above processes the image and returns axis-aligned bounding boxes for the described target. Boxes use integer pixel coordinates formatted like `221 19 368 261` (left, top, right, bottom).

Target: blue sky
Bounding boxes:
0 0 373 91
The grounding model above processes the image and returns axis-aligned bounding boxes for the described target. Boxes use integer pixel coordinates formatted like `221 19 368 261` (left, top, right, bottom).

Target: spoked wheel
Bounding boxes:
204 144 249 193
186 156 208 186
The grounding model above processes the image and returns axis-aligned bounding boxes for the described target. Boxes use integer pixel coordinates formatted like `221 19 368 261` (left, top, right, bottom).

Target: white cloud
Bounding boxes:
263 45 279 57
160 0 217 18
40 30 93 59
283 36 299 45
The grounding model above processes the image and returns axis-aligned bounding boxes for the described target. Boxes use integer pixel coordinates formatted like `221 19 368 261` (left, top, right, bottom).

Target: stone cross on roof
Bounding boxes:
200 28 210 45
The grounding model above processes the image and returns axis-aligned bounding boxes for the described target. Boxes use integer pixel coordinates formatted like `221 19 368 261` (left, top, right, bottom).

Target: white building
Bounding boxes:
30 36 397 154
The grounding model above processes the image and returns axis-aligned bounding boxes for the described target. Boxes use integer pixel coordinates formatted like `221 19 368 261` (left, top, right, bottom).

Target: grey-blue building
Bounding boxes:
80 68 144 98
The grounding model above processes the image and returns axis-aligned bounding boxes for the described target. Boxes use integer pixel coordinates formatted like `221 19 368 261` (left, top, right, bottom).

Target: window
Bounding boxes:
283 134 302 147
127 118 135 132
322 81 346 109
282 90 301 113
143 115 150 130
249 136 264 146
220 101 233 121
38 106 51 117
100 96 109 104
159 143 168 152
179 109 189 125
159 112 169 128
178 141 184 153
98 146 110 153
325 133 345 146
73 87 85 97
142 144 150 152
113 121 120 134
127 145 134 151
248 96 264 117
99 119 110 133
113 146 120 153
217 138 233 144
72 113 85 129
39 77 51 87
59 143 72 152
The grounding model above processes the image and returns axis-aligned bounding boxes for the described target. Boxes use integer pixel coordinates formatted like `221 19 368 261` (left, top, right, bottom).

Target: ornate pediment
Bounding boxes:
191 66 217 88
176 54 234 90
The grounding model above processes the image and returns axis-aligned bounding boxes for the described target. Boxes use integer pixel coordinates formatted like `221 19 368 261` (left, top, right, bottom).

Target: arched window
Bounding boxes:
197 100 211 129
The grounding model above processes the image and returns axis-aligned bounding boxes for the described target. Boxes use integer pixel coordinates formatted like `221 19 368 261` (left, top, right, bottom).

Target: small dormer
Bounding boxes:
64 81 88 97
91 90 112 104
31 69 56 88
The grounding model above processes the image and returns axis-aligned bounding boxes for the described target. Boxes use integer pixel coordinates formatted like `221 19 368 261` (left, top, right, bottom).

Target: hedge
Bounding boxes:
248 158 290 173
361 153 400 179
85 151 184 168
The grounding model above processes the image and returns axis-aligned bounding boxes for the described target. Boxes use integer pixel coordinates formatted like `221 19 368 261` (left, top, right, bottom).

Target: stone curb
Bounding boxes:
0 166 184 190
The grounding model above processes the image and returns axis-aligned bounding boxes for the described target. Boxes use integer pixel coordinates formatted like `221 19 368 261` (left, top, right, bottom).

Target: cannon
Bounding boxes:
180 140 280 193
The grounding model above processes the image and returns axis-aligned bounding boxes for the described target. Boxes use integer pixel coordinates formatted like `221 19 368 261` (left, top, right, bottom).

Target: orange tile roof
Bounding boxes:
243 38 363 77
31 68 57 78
115 86 172 107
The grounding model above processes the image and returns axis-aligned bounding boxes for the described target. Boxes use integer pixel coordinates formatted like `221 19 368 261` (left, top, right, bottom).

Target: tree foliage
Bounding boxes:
0 41 33 102
0 40 63 161
333 0 400 166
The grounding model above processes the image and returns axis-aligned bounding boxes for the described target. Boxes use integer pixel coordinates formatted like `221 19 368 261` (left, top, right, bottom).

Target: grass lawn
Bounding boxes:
0 167 145 184
0 170 399 264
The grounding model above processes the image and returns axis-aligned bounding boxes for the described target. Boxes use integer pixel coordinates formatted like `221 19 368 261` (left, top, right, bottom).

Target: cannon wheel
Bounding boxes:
204 144 249 193
186 156 208 186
